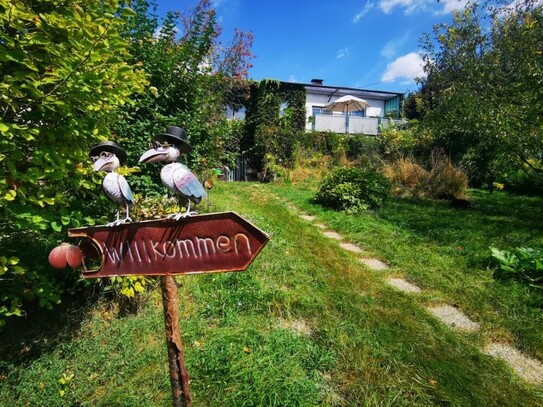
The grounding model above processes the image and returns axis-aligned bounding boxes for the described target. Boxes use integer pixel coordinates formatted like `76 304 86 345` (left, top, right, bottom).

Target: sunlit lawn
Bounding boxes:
1 181 542 406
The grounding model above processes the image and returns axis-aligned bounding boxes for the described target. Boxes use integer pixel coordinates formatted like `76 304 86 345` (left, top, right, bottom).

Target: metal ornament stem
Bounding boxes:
160 275 192 407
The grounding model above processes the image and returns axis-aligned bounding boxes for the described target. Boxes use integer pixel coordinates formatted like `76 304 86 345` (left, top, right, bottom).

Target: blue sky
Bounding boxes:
155 0 468 93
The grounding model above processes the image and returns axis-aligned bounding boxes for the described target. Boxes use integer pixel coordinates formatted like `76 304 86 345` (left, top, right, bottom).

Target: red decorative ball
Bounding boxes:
48 244 69 269
66 245 83 268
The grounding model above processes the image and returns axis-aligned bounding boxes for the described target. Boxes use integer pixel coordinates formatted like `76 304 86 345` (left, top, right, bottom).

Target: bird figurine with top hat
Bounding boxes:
139 126 206 219
89 141 135 226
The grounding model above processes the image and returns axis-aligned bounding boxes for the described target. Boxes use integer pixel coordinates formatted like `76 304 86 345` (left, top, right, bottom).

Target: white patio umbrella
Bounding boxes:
324 95 369 113
324 95 368 133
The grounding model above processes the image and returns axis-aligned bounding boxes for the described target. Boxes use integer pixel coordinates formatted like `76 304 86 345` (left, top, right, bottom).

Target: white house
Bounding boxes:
226 79 405 135
303 79 404 135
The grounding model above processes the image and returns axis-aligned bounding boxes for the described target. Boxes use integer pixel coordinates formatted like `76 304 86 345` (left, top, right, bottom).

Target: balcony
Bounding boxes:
311 114 406 135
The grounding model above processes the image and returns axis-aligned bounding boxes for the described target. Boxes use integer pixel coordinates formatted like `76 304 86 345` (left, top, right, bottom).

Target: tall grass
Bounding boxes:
382 151 469 199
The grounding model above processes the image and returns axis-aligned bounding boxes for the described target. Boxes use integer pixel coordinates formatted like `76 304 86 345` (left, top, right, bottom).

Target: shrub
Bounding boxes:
490 247 543 289
296 132 348 166
316 167 390 213
378 126 426 159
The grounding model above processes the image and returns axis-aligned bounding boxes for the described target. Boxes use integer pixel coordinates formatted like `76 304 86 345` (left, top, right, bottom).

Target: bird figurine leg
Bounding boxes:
107 210 121 227
122 202 133 224
184 200 199 217
166 198 186 220
167 198 197 220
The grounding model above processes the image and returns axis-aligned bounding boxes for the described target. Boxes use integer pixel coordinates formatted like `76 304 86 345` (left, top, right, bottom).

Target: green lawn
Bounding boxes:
1 181 542 406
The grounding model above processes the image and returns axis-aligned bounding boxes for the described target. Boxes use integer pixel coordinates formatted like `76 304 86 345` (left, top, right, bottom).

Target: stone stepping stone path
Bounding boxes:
339 243 364 254
427 305 480 332
359 258 389 271
386 277 421 293
299 214 316 222
484 343 543 385
322 231 343 240
289 204 543 385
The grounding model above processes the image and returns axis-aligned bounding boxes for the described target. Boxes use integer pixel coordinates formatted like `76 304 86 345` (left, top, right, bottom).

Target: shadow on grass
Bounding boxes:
0 285 148 374
382 191 543 251
0 293 93 368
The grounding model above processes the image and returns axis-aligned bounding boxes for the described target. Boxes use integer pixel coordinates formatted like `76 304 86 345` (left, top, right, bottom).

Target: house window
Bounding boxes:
225 105 246 120
279 101 289 117
350 110 365 117
312 106 329 115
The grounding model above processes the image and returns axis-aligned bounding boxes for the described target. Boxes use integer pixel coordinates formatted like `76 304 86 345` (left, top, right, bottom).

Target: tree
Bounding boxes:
418 0 543 187
113 0 254 194
0 0 147 326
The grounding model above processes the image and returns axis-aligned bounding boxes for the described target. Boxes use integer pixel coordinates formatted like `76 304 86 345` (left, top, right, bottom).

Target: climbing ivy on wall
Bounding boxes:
243 79 306 169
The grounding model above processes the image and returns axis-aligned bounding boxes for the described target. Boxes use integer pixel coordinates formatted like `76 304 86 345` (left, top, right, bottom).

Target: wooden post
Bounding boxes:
160 275 192 407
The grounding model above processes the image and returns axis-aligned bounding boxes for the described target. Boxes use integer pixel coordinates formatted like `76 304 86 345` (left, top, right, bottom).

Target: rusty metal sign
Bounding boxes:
68 212 269 278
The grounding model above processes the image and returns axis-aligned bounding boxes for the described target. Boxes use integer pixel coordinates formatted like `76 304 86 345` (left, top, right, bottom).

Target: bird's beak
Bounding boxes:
93 157 109 172
139 148 167 164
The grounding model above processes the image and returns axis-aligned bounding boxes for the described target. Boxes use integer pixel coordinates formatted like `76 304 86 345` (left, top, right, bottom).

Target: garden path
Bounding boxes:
290 198 543 385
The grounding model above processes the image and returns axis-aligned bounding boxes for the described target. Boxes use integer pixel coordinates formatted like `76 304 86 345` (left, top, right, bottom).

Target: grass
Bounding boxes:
0 180 542 406
271 182 543 358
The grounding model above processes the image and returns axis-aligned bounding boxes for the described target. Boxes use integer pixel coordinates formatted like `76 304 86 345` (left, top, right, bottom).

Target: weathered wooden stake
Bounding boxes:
161 275 192 407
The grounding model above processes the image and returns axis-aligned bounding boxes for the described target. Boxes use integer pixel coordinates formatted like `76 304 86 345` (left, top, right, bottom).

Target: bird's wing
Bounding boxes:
117 174 135 205
173 166 206 203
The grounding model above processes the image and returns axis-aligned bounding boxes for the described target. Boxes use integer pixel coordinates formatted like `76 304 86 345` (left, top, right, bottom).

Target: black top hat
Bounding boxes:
155 126 192 153
89 141 127 165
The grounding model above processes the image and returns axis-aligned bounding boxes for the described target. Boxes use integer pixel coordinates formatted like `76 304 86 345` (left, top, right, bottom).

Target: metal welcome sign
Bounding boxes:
69 212 269 278
48 128 269 407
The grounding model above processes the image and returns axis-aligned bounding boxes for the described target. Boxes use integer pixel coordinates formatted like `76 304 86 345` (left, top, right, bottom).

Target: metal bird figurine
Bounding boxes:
89 141 135 226
139 126 206 219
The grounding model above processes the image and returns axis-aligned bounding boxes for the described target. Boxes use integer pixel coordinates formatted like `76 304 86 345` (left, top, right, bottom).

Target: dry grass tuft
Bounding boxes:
382 150 469 199
425 149 469 199
382 157 429 198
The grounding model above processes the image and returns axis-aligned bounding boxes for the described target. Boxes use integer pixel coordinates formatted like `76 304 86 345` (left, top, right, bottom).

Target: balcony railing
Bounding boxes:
312 114 406 135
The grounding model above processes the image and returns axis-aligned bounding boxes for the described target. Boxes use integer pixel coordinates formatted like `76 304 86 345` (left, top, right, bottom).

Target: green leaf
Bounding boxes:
31 215 43 224
61 216 71 226
51 221 62 232
121 7 137 17
490 247 518 267
4 190 16 201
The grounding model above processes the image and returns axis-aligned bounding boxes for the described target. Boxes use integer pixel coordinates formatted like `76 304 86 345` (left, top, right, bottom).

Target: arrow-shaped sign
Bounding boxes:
68 212 270 278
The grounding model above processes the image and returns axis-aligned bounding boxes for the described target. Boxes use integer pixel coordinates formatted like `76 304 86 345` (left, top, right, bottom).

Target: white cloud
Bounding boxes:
436 0 468 15
381 52 426 84
379 0 421 14
380 32 410 58
378 0 466 15
288 75 299 82
336 47 349 59
353 1 375 22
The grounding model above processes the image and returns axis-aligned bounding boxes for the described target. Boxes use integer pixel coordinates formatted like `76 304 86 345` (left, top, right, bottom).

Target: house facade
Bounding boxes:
226 78 405 136
303 79 404 135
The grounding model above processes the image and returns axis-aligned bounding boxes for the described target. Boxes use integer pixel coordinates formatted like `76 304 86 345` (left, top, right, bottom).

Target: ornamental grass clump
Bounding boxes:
425 150 469 199
382 157 429 198
315 167 390 213
382 150 469 200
